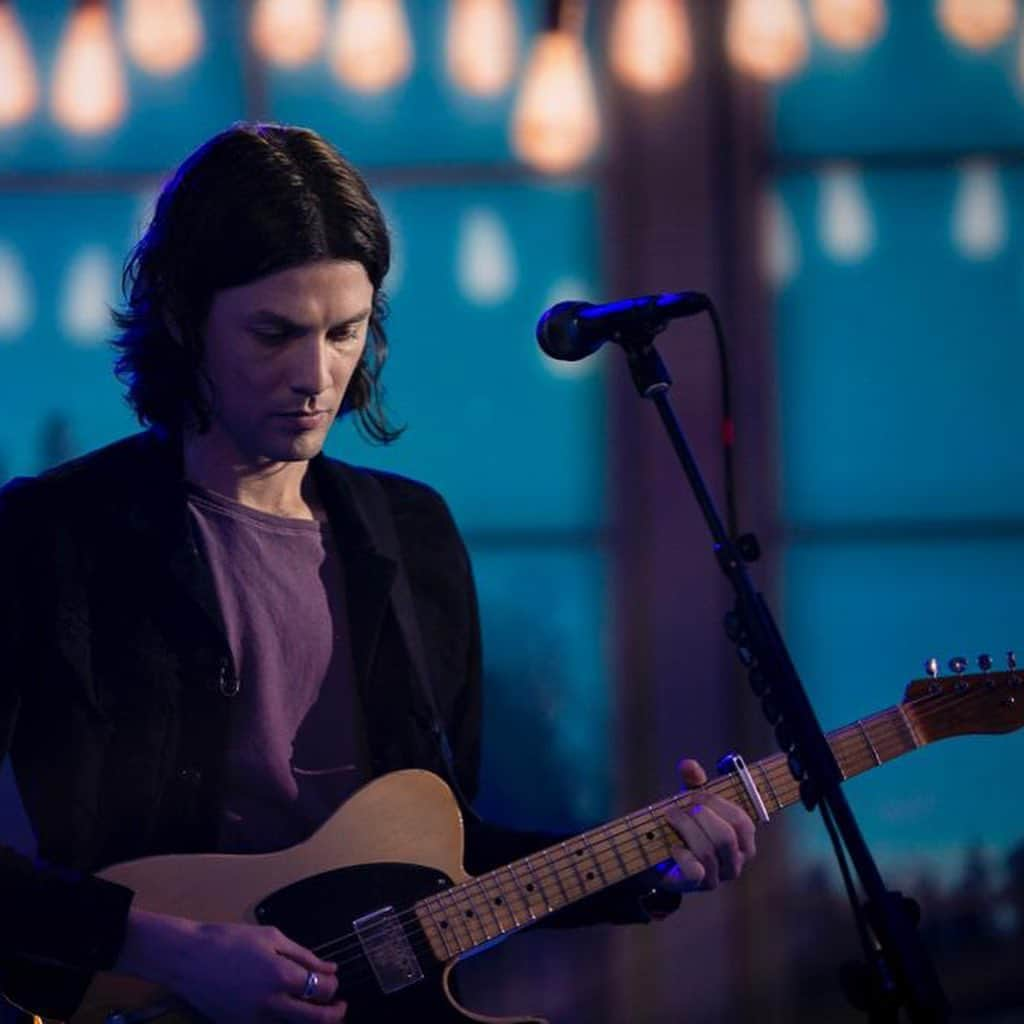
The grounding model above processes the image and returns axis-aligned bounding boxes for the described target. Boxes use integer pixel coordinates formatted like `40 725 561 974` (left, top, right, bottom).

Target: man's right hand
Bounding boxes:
116 908 348 1022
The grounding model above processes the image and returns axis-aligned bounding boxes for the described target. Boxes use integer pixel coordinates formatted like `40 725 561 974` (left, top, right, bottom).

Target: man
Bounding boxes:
0 124 755 1023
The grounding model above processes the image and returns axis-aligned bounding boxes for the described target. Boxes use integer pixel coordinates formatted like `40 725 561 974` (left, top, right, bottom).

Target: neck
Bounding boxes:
183 434 320 520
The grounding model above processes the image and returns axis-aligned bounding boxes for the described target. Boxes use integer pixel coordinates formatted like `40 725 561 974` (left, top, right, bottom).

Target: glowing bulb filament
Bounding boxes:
938 0 1015 52
0 2 38 125
610 0 692 93
810 0 886 51
330 0 413 94
124 0 204 75
446 0 518 97
51 1 127 135
251 0 326 68
726 0 809 82
512 28 600 174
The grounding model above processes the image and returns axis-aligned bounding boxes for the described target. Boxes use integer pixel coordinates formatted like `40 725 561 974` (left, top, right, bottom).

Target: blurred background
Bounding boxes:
2 0 1024 1020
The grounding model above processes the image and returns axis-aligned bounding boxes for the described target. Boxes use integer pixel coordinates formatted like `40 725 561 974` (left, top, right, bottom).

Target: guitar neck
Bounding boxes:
412 704 922 961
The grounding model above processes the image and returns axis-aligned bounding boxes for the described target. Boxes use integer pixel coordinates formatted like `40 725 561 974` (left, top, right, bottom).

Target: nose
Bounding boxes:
289 335 333 399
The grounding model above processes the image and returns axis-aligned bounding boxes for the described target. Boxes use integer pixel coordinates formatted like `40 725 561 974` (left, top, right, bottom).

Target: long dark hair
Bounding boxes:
112 122 400 442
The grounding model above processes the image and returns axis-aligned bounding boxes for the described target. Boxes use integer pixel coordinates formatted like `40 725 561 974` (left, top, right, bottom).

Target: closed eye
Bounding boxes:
329 328 362 344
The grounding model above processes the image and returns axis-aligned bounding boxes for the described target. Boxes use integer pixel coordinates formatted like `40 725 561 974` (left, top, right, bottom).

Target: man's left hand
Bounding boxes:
658 758 757 892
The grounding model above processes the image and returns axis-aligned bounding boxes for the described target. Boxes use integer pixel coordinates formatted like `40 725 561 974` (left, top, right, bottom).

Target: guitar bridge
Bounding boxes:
353 905 425 994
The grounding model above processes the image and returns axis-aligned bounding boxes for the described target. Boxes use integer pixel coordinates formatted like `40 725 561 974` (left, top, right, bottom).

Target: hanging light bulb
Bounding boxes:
250 0 326 68
123 0 203 75
761 189 800 288
51 0 126 135
0 1 38 126
952 160 1006 259
937 0 1014 52
818 163 874 263
726 0 809 82
446 0 518 97
512 2 600 174
811 0 886 51
330 0 412 93
609 0 692 93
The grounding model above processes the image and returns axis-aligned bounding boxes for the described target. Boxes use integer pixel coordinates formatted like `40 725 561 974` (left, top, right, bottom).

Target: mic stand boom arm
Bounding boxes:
621 327 949 1023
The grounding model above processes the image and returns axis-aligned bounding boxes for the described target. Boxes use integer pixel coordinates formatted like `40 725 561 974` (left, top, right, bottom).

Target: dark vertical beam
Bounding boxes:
238 0 269 122
600 0 789 1019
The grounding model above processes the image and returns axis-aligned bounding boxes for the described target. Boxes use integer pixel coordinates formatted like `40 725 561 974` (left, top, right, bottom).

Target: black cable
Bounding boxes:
705 299 738 541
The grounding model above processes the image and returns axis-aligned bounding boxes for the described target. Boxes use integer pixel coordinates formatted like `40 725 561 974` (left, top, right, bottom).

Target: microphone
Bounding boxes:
536 290 710 362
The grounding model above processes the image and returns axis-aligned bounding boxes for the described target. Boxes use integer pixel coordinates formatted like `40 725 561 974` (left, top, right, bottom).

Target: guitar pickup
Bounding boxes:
353 905 425 994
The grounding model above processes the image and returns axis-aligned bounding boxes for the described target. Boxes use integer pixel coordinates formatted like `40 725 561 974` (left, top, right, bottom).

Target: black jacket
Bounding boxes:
0 431 673 1018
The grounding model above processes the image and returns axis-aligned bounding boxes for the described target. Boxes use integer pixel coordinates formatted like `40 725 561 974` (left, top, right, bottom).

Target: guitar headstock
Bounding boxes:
903 653 1024 744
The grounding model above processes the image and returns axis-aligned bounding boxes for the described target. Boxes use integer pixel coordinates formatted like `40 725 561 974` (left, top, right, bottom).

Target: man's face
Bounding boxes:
199 259 373 466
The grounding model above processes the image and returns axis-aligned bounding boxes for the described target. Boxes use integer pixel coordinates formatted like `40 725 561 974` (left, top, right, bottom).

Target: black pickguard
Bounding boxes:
255 862 472 1024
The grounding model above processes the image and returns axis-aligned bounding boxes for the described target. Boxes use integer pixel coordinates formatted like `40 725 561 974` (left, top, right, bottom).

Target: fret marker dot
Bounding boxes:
575 849 583 856
526 883 535 892
586 871 595 881
494 897 503 905
646 832 655 840
465 910 474 918
440 921 448 929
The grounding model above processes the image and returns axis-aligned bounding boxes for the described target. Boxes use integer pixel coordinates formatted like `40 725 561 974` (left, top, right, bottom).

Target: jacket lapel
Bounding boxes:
310 455 398 703
119 432 231 651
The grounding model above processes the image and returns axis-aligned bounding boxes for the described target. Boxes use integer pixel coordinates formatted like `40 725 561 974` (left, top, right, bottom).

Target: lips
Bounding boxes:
276 410 330 430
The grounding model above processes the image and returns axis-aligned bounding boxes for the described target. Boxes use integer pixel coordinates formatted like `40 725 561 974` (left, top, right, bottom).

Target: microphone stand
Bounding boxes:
619 326 950 1023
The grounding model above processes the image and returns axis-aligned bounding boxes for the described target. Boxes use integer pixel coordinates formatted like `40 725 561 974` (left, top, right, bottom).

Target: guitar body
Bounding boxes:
62 770 544 1024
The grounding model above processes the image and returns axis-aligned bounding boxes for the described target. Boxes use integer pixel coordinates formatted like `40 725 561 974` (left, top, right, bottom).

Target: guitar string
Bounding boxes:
304 681 1017 976
312 695 1007 988
311 682 1002 979
308 715 895 974
309 682 1011 975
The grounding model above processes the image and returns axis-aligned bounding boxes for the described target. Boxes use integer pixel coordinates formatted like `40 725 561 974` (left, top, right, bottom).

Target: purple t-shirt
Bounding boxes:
187 484 364 853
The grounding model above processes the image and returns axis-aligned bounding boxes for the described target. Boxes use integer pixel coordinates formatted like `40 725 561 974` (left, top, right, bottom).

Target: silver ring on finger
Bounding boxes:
302 970 320 1000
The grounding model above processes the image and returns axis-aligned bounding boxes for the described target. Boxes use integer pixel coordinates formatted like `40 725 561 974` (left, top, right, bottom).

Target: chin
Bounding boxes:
291 432 331 460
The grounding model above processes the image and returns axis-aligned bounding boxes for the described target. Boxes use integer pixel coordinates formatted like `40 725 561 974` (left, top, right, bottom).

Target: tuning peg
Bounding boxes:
925 658 939 678
978 653 992 672
948 656 968 675
1009 651 1017 671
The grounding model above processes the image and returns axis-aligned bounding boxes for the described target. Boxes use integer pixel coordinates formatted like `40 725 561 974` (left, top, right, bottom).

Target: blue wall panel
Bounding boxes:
776 166 1024 527
776 2 1024 157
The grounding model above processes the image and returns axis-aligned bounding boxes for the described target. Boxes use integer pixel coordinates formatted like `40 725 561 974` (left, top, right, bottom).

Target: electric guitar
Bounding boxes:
9 663 1024 1024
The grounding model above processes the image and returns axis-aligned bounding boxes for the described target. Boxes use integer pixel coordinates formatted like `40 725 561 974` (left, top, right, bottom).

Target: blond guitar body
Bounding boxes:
53 771 544 1024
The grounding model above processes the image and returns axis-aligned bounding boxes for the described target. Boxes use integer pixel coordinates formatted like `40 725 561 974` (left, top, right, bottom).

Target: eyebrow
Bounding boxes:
244 307 372 330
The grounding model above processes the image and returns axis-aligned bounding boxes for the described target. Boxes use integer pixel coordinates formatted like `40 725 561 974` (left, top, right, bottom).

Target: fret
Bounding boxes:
857 718 882 766
524 855 552 913
539 846 569 909
417 894 457 960
506 863 536 922
603 821 633 878
475 874 507 937
564 838 589 898
580 832 610 889
758 763 783 811
897 704 922 750
479 869 517 933
448 884 489 947
639 804 673 863
496 867 522 928
432 890 473 952
625 811 661 872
